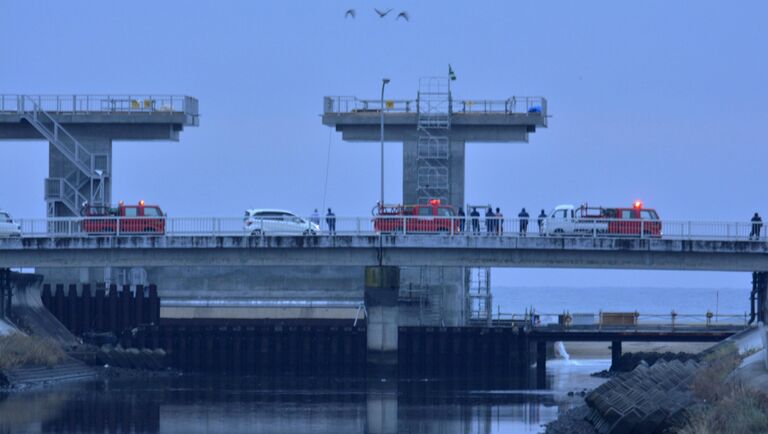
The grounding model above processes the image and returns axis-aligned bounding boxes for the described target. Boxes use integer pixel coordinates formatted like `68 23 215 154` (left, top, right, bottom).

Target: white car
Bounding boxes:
545 204 608 236
0 210 21 237
243 209 320 235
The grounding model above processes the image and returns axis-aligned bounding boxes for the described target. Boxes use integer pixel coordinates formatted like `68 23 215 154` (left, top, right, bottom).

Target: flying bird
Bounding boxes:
344 9 356 19
396 11 409 21
374 8 393 18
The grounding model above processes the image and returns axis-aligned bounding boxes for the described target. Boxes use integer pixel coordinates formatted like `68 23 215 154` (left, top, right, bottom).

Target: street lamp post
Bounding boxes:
380 78 390 210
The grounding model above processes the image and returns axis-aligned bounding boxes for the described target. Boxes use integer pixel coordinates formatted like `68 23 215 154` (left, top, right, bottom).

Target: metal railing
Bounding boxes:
0 94 198 118
323 96 547 115
6 215 768 242
489 308 749 330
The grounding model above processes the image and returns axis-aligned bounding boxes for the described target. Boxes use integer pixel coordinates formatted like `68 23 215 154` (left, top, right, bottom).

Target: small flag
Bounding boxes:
448 64 457 81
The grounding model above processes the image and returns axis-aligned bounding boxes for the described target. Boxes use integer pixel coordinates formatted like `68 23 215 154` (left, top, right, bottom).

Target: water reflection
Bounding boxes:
0 363 607 434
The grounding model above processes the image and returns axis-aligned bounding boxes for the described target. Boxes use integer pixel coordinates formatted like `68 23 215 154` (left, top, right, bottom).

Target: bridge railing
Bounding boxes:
8 215 768 241
492 309 749 330
0 94 199 117
323 96 546 115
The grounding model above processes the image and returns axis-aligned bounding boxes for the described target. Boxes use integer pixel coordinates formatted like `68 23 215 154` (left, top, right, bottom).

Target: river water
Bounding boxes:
2 285 740 433
0 358 609 434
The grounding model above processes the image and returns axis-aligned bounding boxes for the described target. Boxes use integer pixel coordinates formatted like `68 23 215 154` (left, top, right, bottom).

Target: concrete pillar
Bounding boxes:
48 134 112 217
365 266 400 377
755 272 768 323
366 382 398 434
611 340 623 368
0 268 9 320
536 340 547 389
402 139 465 207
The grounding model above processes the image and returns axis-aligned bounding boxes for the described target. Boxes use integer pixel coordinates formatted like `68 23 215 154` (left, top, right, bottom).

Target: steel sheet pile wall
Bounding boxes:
398 326 534 379
41 283 160 335
127 325 368 375
38 285 534 377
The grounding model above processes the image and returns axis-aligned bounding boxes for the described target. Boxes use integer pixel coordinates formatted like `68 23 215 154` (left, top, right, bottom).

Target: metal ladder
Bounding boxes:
416 77 451 204
20 96 107 216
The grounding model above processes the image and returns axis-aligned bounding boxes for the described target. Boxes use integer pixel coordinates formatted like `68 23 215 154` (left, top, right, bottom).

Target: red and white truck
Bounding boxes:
545 201 661 237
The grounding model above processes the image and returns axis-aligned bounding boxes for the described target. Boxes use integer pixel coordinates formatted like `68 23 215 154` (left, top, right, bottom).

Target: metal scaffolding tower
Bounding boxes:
416 77 451 204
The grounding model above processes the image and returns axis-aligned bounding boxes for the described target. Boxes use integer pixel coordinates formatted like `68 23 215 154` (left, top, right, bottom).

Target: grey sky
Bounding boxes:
1 0 765 291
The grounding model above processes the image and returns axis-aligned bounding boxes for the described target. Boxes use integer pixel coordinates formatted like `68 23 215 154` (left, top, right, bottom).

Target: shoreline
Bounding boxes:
557 341 714 360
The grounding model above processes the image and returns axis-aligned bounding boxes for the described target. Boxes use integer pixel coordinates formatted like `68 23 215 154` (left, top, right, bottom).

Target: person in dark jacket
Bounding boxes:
326 208 336 234
538 209 547 235
486 207 495 234
470 207 480 234
518 208 530 236
751 212 763 240
457 207 466 233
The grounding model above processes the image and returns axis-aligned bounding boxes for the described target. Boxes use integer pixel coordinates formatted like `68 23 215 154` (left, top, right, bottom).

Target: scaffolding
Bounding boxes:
416 77 451 204
467 267 492 325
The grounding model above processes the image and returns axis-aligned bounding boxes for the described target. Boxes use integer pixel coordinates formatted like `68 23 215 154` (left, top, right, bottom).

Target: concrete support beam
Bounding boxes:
365 266 400 377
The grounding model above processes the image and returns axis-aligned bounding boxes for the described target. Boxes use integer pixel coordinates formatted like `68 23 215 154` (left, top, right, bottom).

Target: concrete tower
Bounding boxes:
322 77 548 325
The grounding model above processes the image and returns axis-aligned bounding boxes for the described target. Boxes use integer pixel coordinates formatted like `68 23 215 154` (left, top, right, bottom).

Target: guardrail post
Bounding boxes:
640 221 645 239
403 216 407 235
356 217 361 235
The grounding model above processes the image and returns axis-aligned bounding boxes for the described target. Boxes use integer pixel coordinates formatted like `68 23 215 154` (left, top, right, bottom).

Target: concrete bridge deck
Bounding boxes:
1 233 766 270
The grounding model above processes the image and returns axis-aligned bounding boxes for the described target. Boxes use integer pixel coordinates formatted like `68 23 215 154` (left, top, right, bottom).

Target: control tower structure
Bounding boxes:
322 77 547 207
0 95 199 217
323 77 547 325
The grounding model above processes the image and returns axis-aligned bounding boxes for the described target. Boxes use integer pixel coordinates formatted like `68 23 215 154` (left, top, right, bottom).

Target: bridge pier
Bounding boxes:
611 340 623 368
365 266 400 377
0 269 10 321
536 340 547 389
753 272 768 323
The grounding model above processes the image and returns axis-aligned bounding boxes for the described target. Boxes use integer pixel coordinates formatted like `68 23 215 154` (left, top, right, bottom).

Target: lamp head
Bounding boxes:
382 78 390 85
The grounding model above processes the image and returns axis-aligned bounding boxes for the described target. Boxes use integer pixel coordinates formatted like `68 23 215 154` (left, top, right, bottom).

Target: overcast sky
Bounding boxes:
1 1 765 292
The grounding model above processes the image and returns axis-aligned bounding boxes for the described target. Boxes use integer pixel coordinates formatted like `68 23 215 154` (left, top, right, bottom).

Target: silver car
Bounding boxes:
244 209 320 235
0 210 21 237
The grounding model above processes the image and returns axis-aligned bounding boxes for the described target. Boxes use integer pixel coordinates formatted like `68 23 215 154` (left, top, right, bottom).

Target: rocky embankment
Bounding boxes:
547 356 701 434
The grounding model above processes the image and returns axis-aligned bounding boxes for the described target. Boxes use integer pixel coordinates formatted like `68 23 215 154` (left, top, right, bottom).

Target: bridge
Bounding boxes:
0 216 766 270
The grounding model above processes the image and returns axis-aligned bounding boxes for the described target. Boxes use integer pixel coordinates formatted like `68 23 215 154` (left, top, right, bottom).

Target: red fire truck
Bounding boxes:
373 200 460 233
603 201 662 237
82 200 166 235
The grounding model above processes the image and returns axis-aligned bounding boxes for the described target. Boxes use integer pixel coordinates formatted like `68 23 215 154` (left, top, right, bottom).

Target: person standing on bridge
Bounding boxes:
326 208 336 234
470 207 480 234
457 206 466 233
486 207 495 234
518 208 529 236
310 209 320 227
496 207 504 235
538 209 547 235
751 212 763 240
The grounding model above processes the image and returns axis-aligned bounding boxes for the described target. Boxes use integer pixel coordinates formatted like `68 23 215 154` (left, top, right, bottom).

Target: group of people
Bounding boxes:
310 208 336 233
457 206 548 236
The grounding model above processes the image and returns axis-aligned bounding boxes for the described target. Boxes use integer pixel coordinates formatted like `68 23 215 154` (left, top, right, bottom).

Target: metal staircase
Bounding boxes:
20 96 107 216
416 77 451 204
